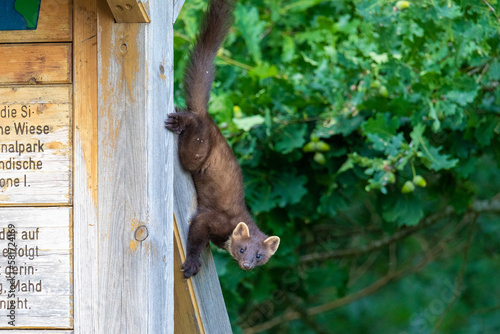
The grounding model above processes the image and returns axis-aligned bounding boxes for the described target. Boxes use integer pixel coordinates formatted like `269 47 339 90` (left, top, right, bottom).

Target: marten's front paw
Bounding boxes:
165 113 184 134
182 258 202 279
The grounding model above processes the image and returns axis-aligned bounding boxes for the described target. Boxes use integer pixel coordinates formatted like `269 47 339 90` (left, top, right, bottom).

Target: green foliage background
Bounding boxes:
174 0 500 332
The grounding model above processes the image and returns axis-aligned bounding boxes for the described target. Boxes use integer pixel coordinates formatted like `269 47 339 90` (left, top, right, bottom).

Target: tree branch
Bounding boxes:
300 208 452 263
243 213 477 334
300 197 500 264
432 214 477 334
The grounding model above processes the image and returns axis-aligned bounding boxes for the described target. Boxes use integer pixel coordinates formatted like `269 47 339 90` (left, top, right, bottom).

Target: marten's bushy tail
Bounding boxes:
184 0 234 115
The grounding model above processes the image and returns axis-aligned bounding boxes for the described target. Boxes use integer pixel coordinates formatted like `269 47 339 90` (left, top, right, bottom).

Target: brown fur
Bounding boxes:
165 0 280 278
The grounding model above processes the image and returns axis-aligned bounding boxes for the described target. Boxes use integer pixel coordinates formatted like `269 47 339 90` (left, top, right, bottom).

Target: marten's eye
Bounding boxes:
240 248 245 254
256 254 261 259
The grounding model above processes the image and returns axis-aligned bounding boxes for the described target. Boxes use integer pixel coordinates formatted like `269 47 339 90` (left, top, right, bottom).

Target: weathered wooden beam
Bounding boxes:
105 0 150 23
97 0 173 332
73 0 99 332
173 162 232 333
174 229 204 333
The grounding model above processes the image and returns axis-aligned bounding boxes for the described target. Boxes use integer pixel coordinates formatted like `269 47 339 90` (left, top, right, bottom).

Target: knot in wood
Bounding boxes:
134 225 149 241
120 43 128 54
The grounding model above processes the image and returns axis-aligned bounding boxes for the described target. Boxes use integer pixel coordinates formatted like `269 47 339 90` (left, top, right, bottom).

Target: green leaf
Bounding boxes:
233 115 265 131
363 113 401 140
410 124 458 171
368 133 404 157
368 52 388 64
235 4 265 64
272 172 308 207
489 59 500 80
316 115 363 138
249 63 278 79
281 35 295 63
445 90 478 106
246 179 279 213
435 4 462 19
475 116 497 146
274 124 307 154
421 145 459 171
382 195 424 227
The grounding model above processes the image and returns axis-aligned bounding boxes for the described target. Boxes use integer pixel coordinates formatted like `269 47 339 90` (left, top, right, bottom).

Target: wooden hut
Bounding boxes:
0 0 231 332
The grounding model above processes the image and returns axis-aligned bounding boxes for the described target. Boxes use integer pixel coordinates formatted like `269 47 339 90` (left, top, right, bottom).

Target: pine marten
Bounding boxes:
166 0 280 279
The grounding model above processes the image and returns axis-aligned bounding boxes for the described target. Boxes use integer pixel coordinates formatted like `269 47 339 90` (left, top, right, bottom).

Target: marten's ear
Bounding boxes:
263 236 280 256
233 222 250 239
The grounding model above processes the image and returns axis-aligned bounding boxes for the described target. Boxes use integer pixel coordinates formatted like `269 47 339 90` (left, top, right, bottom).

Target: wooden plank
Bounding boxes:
173 160 232 333
73 0 99 333
0 0 72 43
105 0 150 23
0 44 72 85
0 207 72 328
97 0 173 332
0 86 72 205
174 223 203 334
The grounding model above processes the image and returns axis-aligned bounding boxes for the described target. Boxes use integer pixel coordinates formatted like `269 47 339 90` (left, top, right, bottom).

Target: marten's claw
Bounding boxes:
182 258 201 279
165 114 183 134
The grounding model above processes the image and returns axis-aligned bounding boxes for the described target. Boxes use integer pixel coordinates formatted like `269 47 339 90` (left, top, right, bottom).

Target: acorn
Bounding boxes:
314 152 326 165
303 141 330 152
413 175 427 187
233 105 243 119
396 1 410 10
401 180 415 193
315 141 331 152
370 80 381 88
303 142 316 152
379 86 389 98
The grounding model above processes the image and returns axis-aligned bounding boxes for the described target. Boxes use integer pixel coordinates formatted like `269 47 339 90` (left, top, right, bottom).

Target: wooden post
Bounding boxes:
73 0 99 332
96 0 174 332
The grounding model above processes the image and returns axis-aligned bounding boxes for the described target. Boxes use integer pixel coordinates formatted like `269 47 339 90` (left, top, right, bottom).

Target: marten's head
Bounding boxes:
225 222 280 270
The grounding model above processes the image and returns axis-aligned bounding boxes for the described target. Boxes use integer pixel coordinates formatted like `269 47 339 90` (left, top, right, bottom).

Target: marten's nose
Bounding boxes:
242 262 250 269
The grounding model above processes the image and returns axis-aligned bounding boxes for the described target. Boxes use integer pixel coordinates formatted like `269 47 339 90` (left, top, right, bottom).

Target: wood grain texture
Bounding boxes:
172 156 232 333
105 0 150 23
0 0 72 43
0 86 72 205
0 207 72 328
174 219 203 334
97 0 173 332
73 0 99 333
0 44 72 85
